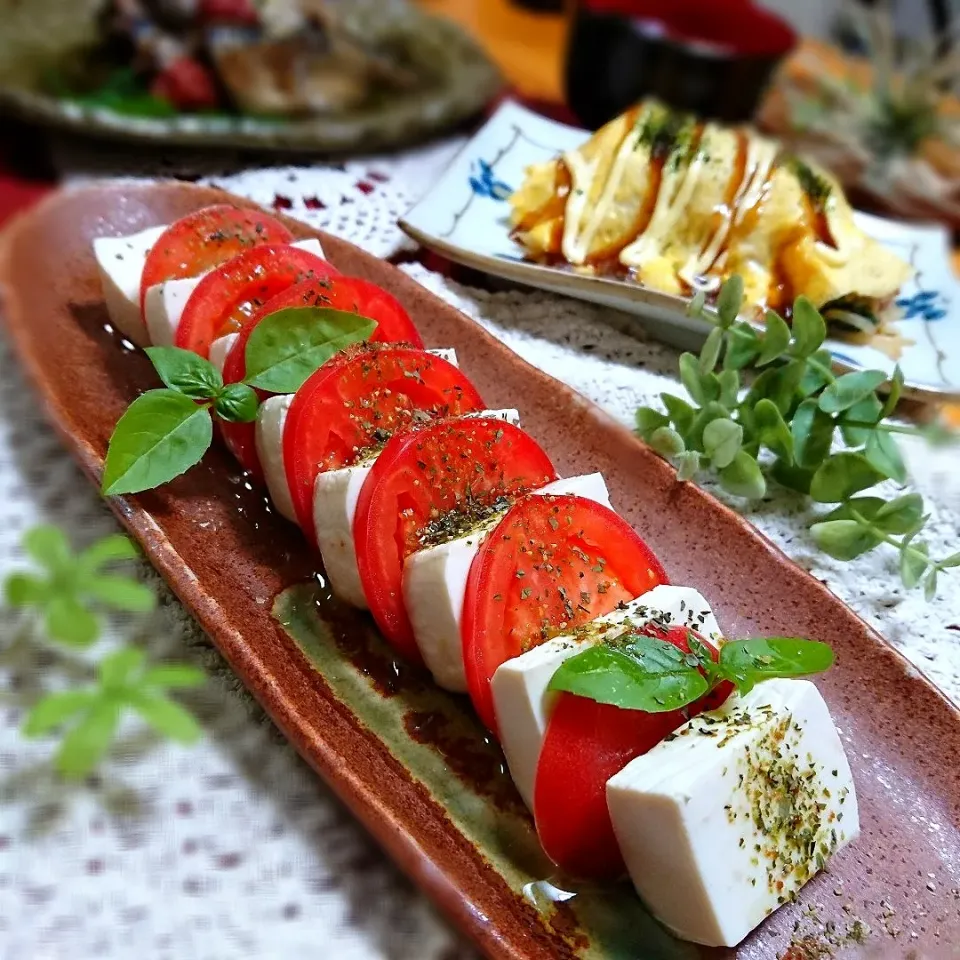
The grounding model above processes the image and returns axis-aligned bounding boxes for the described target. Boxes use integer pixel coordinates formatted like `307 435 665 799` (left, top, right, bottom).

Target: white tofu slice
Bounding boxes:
313 409 519 609
606 679 859 947
256 394 296 523
143 237 328 348
492 584 721 810
209 333 239 376
93 225 167 346
404 473 612 693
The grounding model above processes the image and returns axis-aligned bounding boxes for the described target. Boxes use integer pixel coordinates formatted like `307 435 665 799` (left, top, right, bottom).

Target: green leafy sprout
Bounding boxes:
634 277 958 598
6 526 205 779
549 630 834 713
101 306 376 496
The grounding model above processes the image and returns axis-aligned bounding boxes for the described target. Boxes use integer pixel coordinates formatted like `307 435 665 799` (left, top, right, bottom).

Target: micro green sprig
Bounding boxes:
635 277 958 598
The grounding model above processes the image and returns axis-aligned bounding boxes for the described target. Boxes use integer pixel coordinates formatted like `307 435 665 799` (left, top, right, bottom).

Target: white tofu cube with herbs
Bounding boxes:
606 678 859 948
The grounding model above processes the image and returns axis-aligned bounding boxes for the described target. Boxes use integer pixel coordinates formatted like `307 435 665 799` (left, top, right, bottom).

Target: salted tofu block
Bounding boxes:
313 408 516 609
492 584 721 809
256 394 296 523
606 678 859 948
93 225 167 346
405 473 611 693
209 333 239 376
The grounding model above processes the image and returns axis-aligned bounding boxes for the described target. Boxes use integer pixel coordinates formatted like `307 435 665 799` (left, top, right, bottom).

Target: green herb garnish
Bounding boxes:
635 276 957 598
101 307 376 496
788 156 833 210
548 631 834 712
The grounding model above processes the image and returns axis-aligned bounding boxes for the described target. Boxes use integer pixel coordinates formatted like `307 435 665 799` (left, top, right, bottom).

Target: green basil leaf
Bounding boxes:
753 398 794 461
548 638 708 713
77 534 138 573
22 691 96 737
790 297 827 357
717 369 740 410
687 289 707 318
818 369 887 414
214 383 259 424
244 307 376 393
635 406 669 437
840 394 883 446
144 346 223 400
45 596 99 647
648 426 685 458
715 275 744 328
809 452 884 503
809 518 882 561
719 637 834 695
745 360 804 416
864 431 907 484
675 450 700 481
102 390 213 496
723 324 761 370
702 418 742 469
770 458 816 494
900 540 929 589
98 648 146 689
661 393 698 436
54 700 119 779
699 326 723 374
679 353 707 405
141 664 206 689
757 310 791 365
4 572 51 607
718 449 766 499
940 551 960 568
686 400 729 450
127 691 202 744
792 398 835 469
23 525 71 571
798 349 834 397
82 574 156 612
924 567 939 601
820 494 923 536
882 365 904 417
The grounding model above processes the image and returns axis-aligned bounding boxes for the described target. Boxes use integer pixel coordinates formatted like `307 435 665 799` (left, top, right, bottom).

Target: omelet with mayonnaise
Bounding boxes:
509 102 912 330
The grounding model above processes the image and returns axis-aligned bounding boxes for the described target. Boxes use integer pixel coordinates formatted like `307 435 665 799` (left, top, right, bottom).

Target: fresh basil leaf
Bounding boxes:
214 383 259 424
54 701 119 779
98 648 146 689
882 365 904 417
745 360 804 416
144 346 223 400
940 551 960 568
702 418 742 469
102 390 213 496
753 399 794 461
22 691 96 737
648 426 685 458
717 369 740 410
675 450 700 481
790 297 827 357
127 691 202 744
23 525 71 571
548 638 708 713
687 289 707 317
82 574 156 612
770 458 816 494
924 567 939 601
840 394 883 446
900 539 929 589
718 637 834 695
810 518 882 560
679 353 707 405
45 596 99 647
723 324 761 370
686 400 729 449
4 572 51 606
818 369 886 414
820 494 923 536
718 449 766 499
864 431 907 484
635 406 669 437
715 275 744 328
662 393 697 436
757 310 791 365
809 452 885 503
699 326 723 374
141 664 206 689
792 398 834 469
77 534 138 572
798 349 834 398
244 307 376 393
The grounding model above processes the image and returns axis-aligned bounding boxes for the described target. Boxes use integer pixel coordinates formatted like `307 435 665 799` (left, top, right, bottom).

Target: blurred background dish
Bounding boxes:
0 0 502 153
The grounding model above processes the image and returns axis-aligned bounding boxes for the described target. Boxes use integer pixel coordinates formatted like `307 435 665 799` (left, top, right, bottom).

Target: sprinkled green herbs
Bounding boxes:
788 156 833 211
417 495 513 549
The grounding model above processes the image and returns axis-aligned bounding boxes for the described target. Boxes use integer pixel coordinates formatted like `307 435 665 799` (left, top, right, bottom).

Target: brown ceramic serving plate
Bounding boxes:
1 183 959 959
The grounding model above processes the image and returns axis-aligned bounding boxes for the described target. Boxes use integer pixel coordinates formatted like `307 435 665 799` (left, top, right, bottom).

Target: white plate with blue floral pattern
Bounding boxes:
400 101 960 401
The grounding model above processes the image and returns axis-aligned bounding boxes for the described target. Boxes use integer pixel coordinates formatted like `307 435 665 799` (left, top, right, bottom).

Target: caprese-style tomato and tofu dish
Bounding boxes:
94 204 859 949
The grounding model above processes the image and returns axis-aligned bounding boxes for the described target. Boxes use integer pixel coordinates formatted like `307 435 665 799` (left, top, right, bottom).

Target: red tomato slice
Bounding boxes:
533 625 733 879
139 205 292 314
174 245 338 358
283 345 485 541
462 494 669 733
218 277 423 475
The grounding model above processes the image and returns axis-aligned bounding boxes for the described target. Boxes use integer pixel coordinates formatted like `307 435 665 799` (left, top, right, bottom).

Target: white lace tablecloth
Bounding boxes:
3 145 960 960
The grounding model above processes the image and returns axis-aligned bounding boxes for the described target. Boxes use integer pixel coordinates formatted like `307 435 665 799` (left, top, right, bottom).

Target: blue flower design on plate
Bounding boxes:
469 159 512 201
896 290 948 321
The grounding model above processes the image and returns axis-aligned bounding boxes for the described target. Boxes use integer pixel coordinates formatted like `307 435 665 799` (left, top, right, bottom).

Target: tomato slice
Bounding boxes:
218 277 423 475
283 345 485 540
139 205 292 314
174 245 338 358
462 494 668 733
533 625 733 879
354 418 558 662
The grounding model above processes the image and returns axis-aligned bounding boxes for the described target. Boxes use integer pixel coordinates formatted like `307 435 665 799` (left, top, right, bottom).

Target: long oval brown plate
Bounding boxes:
1 183 959 959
